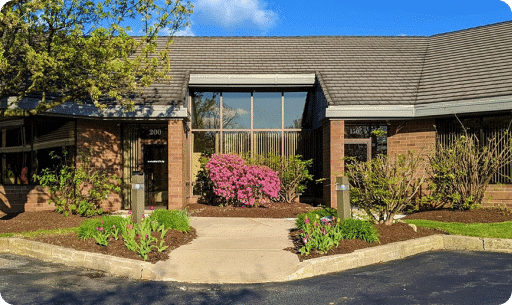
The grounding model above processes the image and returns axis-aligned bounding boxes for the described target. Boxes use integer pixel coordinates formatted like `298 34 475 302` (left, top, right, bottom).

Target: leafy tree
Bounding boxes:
0 0 193 117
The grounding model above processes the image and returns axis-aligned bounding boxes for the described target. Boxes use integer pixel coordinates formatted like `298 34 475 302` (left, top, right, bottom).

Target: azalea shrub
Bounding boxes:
205 154 281 206
240 152 320 203
297 212 379 256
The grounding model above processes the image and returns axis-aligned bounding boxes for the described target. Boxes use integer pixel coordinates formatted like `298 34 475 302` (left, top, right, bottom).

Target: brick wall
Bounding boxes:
322 120 344 208
387 118 512 208
76 119 123 212
168 119 188 209
0 185 53 214
483 184 512 208
387 119 436 178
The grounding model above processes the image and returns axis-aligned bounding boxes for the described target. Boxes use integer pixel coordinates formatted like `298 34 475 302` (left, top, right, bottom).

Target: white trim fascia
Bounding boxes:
48 103 188 118
189 74 316 86
325 105 415 119
325 95 512 119
415 95 512 117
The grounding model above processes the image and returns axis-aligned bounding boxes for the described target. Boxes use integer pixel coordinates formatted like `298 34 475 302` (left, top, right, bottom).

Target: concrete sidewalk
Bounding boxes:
150 217 299 283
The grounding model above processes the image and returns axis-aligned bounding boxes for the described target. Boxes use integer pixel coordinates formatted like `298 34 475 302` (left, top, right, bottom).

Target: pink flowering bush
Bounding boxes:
205 154 281 206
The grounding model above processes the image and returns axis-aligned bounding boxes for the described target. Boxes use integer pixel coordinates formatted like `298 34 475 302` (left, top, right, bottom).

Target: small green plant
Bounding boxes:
33 148 122 217
298 215 379 256
77 216 127 239
93 226 109 246
149 209 190 232
295 208 338 229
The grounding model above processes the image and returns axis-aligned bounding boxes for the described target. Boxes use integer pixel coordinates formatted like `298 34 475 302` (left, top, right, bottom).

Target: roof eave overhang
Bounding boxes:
48 103 188 119
188 74 316 87
324 95 512 120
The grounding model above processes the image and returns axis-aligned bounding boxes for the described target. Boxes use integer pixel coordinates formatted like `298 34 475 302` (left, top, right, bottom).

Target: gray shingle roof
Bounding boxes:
140 20 512 107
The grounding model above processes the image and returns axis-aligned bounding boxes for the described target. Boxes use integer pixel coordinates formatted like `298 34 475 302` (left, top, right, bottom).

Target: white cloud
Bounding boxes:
195 0 277 30
174 26 195 36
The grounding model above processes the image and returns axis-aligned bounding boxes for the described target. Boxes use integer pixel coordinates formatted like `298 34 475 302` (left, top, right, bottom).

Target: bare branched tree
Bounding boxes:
345 151 426 225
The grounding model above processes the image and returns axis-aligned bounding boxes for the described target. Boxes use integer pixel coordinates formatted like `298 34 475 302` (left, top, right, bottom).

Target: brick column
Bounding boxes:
167 119 188 209
322 120 345 208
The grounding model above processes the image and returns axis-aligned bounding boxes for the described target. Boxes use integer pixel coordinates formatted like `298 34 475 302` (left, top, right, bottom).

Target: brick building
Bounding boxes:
2 20 512 213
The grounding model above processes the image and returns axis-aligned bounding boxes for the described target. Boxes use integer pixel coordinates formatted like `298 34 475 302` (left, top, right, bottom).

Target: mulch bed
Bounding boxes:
0 205 510 264
186 201 320 218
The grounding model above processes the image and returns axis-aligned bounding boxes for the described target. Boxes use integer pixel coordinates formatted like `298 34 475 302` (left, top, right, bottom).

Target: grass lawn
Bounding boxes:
0 227 78 238
403 220 512 239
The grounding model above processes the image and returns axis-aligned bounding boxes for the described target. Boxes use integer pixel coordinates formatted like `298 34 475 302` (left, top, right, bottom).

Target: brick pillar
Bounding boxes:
167 119 188 209
322 120 345 208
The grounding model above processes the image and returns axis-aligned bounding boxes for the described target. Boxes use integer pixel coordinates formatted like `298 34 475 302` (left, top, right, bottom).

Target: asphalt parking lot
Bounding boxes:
0 250 510 305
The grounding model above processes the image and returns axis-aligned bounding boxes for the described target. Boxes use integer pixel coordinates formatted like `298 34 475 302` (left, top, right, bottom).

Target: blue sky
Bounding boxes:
172 0 512 36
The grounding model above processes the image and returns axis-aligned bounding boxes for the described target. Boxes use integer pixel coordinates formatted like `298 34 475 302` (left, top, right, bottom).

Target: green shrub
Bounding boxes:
149 209 190 232
296 208 338 229
77 215 127 239
424 130 512 210
345 151 426 225
298 216 379 256
336 218 380 243
33 148 122 217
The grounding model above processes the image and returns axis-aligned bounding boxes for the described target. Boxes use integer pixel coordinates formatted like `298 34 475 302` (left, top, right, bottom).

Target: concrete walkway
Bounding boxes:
150 217 299 283
2 217 512 284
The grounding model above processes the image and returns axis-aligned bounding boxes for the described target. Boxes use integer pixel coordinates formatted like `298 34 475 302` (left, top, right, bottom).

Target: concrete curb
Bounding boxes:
285 235 512 281
0 235 511 283
0 238 155 280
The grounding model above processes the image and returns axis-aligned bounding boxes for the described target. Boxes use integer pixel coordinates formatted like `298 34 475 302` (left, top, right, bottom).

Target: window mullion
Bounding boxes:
251 91 254 159
281 92 285 157
220 93 223 154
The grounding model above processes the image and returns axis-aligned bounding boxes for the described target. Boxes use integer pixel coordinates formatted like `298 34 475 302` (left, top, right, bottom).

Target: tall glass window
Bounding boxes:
190 90 311 195
284 92 307 129
253 92 282 129
222 92 251 129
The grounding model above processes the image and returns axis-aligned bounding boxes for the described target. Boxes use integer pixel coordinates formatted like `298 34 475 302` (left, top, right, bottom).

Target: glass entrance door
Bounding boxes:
143 144 168 208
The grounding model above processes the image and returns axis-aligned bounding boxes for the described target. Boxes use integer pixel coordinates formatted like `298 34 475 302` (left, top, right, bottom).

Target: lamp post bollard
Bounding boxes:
131 172 145 225
336 176 351 220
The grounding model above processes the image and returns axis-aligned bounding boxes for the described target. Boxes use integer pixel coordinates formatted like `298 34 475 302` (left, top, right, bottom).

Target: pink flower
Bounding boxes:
314 221 319 227
101 220 104 224
145 234 149 238
150 206 154 211
112 225 116 228
97 226 103 232
128 210 132 215
302 237 308 244
142 214 145 218
304 217 310 224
